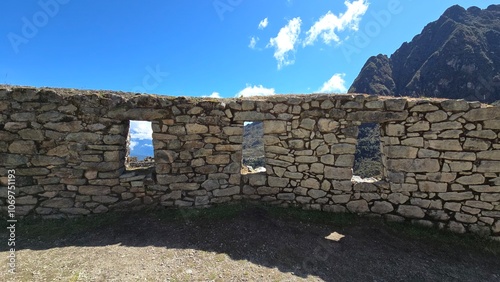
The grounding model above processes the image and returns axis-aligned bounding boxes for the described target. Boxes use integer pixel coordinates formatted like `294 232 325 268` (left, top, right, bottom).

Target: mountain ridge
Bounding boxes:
349 4 500 103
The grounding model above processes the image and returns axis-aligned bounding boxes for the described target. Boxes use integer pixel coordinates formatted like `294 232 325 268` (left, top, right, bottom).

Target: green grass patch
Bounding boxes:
263 205 360 228
6 203 500 256
11 213 124 240
385 221 500 255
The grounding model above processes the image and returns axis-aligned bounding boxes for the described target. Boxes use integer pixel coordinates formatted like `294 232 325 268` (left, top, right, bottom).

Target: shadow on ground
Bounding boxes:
3 206 500 281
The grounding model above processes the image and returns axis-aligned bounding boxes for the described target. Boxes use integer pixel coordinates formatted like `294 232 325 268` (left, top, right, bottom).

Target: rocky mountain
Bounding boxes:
349 4 500 103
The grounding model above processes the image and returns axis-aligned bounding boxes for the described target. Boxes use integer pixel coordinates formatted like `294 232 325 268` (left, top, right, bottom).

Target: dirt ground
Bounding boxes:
1 206 499 282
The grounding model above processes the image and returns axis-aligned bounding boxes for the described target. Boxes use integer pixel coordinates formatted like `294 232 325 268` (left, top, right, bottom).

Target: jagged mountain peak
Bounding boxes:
349 5 500 103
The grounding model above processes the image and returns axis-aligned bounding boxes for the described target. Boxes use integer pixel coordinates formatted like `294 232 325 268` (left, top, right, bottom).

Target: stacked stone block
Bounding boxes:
0 86 499 239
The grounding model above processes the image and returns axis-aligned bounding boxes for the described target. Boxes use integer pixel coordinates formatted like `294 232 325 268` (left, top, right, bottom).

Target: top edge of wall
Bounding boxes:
0 84 495 106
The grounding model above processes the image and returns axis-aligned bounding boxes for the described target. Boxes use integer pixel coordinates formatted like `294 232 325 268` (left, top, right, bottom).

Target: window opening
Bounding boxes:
353 123 382 181
126 120 154 169
241 121 266 174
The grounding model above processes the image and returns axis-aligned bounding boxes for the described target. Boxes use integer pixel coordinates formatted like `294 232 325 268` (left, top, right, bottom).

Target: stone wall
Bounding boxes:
1 86 499 239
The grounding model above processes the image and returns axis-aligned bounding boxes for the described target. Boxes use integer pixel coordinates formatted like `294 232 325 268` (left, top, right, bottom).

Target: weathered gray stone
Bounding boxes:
277 193 295 200
477 151 500 160
407 121 430 132
425 110 448 122
234 111 266 121
317 119 339 132
463 108 500 121
206 155 230 165
493 221 500 233
388 193 409 204
289 139 305 150
401 137 423 147
484 120 500 130
257 187 279 195
93 196 119 204
441 100 469 112
295 156 318 164
40 198 74 208
334 155 354 167
301 178 320 189
410 104 439 112
419 182 447 193
347 111 408 122
385 99 407 111
66 132 102 143
456 174 485 185
268 177 289 188
353 183 377 192
79 186 111 196
455 213 477 223
463 138 490 151
438 192 474 201
397 205 425 218
387 159 440 173
44 121 83 132
264 120 287 134
247 174 265 186
60 208 91 215
390 183 418 192
386 124 405 136
4 122 28 131
385 146 418 158
442 152 476 161
467 130 497 140
480 193 500 202
331 194 351 204
428 140 462 151
431 121 462 131
213 186 240 197
426 173 457 182
320 155 335 165
347 200 369 213
31 156 65 166
308 189 327 199
371 201 394 214
477 161 500 173
330 144 356 154
19 129 44 140
438 130 462 139
8 141 37 154
324 167 352 180
186 124 209 134
469 185 500 193
170 183 200 191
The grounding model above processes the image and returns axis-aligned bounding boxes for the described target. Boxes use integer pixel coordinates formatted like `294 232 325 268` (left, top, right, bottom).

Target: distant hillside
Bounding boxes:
349 4 500 103
242 122 265 168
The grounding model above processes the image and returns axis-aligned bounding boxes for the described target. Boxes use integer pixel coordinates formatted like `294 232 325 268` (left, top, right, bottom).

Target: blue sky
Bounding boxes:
2 0 496 158
1 0 496 98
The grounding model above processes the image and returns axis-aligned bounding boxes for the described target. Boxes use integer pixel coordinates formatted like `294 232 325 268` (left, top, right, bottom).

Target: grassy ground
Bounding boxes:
1 203 499 281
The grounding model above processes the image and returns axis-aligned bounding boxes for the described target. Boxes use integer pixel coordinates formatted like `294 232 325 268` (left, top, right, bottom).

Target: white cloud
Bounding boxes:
129 140 138 151
304 0 369 46
319 73 348 93
143 144 153 148
129 120 153 140
248 36 259 49
203 92 221 98
237 85 276 97
258 18 269 29
267 17 302 69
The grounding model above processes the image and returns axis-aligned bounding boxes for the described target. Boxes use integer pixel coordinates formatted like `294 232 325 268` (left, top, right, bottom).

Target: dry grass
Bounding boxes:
1 204 499 281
